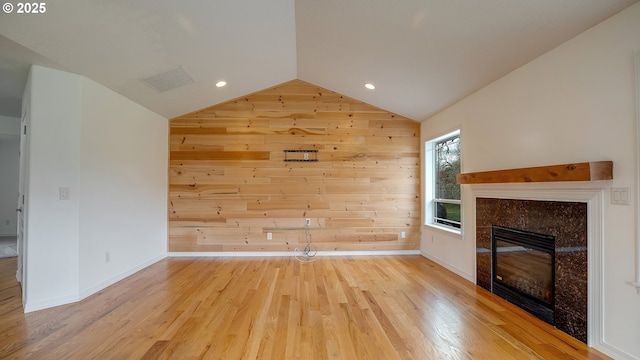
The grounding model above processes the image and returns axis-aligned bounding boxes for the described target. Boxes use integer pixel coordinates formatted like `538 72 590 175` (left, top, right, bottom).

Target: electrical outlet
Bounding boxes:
105 252 110 263
401 231 406 239
304 153 309 160
305 218 311 226
267 232 272 240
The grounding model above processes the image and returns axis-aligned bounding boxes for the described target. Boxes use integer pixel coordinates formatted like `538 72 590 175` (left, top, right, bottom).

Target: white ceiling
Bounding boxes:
0 0 637 120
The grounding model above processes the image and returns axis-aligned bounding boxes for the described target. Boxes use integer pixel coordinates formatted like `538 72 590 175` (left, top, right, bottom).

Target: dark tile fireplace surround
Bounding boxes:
476 198 588 343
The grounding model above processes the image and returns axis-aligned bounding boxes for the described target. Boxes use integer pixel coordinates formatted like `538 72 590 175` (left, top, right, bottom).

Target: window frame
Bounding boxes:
425 129 462 234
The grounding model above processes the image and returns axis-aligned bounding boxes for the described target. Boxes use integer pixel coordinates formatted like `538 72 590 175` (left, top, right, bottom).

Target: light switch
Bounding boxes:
611 187 630 205
59 187 70 200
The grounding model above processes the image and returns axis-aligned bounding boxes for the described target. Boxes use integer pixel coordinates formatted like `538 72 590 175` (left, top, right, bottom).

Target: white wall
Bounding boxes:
78 77 168 295
0 115 20 137
421 3 640 359
25 66 82 309
0 116 20 235
24 65 168 312
0 139 20 235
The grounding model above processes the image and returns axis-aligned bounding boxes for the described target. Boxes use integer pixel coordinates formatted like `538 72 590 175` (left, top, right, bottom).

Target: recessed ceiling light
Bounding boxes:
365 83 375 90
216 80 227 87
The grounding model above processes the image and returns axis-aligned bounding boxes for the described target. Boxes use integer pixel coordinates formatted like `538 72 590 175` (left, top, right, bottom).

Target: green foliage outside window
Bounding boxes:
434 134 461 229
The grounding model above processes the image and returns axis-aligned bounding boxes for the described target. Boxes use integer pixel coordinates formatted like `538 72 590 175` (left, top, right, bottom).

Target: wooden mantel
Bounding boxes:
456 161 613 184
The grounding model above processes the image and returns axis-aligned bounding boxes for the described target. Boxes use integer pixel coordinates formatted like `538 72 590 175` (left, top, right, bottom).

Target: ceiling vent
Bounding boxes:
140 67 194 92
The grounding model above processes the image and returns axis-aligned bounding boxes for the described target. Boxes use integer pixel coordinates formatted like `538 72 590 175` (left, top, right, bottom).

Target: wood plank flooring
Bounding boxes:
0 256 610 359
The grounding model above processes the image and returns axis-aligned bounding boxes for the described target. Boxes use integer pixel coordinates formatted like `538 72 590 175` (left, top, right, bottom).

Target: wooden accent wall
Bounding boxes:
168 80 420 252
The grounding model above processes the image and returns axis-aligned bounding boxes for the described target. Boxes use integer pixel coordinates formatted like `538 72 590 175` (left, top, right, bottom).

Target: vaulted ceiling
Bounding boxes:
0 0 637 120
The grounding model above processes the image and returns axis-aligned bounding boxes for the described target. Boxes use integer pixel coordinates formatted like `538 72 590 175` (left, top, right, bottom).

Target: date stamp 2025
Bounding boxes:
3 2 46 14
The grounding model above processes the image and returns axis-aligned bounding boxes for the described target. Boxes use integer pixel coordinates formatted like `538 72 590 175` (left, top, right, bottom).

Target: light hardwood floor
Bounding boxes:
0 255 609 359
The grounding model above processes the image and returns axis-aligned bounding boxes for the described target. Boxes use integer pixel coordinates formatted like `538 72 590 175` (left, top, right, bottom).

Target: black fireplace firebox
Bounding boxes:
491 225 556 325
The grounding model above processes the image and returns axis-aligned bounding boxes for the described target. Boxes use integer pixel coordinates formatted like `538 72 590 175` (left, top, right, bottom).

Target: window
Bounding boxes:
426 130 461 231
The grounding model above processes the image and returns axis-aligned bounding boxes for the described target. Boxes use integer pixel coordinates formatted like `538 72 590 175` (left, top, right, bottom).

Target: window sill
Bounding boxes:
424 223 463 239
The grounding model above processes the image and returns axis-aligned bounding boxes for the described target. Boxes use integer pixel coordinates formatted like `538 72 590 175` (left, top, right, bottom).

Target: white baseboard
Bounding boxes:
24 293 81 313
24 254 167 313
78 254 167 301
596 342 637 360
420 251 474 282
168 250 421 257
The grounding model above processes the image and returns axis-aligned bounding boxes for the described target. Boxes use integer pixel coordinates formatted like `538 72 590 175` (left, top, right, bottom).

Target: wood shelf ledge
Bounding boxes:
456 161 613 184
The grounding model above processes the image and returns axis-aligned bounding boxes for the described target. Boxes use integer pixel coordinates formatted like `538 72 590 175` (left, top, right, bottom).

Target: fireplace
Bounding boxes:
476 197 588 343
491 225 555 324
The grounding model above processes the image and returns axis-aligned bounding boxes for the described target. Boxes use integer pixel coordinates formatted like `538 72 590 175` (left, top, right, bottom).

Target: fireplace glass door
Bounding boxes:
494 239 553 304
491 226 555 324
